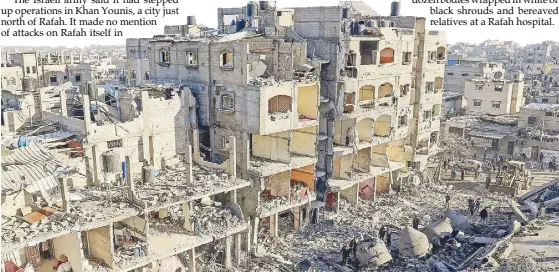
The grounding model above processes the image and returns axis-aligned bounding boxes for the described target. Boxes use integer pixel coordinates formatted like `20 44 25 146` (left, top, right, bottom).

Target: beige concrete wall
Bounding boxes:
252 132 290 163
464 79 514 115
53 232 83 272
291 126 317 157
86 226 113 268
333 154 352 180
297 85 318 120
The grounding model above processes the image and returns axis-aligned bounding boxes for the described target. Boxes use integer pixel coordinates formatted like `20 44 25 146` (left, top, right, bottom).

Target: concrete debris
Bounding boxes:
446 209 471 231
424 218 453 240
505 256 540 272
397 226 431 258
355 237 392 267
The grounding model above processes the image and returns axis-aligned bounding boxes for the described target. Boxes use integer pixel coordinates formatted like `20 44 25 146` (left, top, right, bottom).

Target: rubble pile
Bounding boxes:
72 188 138 223
257 191 316 216
113 241 148 265
504 256 540 272
249 181 511 271
150 204 242 237
136 162 247 207
1 212 77 245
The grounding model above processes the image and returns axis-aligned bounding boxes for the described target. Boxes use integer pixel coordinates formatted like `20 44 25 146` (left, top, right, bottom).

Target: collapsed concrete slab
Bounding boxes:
509 200 528 224
398 226 430 258
446 209 471 231
424 218 453 240
356 238 392 267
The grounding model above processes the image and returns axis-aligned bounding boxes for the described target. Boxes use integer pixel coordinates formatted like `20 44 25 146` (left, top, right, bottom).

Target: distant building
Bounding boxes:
464 77 524 115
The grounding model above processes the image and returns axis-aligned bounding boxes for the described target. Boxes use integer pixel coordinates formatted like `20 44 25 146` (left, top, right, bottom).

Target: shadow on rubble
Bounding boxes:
515 240 559 246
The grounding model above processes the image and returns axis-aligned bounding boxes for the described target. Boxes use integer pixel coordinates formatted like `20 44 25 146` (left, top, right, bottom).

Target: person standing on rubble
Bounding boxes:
468 198 476 216
350 236 358 258
412 215 420 230
445 193 451 209
378 226 386 241
480 207 488 222
340 244 349 266
451 169 457 180
475 198 481 213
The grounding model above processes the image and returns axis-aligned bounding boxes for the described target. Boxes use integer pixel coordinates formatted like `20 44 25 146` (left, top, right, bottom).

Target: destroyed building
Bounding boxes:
1 1 448 271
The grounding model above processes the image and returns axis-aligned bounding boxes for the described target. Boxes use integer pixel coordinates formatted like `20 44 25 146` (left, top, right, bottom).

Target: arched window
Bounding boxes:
380 48 394 64
358 85 375 102
268 95 292 114
379 83 393 98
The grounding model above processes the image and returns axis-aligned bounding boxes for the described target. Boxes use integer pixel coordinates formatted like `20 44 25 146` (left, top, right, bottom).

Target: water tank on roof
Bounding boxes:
247 3 253 16
236 19 247 32
187 16 196 26
87 81 96 99
342 8 349 19
102 150 121 173
22 77 33 92
391 1 401 16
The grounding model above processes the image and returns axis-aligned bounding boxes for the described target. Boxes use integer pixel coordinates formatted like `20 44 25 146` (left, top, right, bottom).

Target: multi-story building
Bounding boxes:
1 2 445 272
463 76 524 115
125 38 151 87
521 43 551 76
444 57 505 94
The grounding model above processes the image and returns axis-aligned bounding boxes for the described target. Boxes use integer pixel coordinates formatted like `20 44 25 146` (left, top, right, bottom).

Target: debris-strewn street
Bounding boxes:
245 167 559 272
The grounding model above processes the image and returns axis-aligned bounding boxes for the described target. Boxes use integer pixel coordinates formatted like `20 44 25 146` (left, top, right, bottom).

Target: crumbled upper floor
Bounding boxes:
134 161 250 211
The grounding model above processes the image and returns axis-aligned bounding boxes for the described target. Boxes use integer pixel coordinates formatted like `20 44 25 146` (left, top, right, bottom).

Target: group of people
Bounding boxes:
340 236 359 266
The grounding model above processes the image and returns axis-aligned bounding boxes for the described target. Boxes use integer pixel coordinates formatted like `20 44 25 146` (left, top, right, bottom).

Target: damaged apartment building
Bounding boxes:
1 1 446 272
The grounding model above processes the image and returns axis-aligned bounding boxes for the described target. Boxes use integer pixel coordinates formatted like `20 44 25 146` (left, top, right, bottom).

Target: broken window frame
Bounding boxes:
107 139 124 148
75 74 82 82
475 84 484 91
186 50 198 68
359 41 378 65
527 116 537 125
221 93 235 111
130 70 137 80
346 53 357 67
494 85 503 92
491 101 501 109
50 75 57 84
402 52 412 65
159 48 171 64
426 82 435 93
398 115 408 128
400 84 410 97
221 136 230 150
473 100 482 107
219 50 234 70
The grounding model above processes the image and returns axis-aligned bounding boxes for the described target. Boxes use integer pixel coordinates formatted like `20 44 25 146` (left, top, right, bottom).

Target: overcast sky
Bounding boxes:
0 0 558 47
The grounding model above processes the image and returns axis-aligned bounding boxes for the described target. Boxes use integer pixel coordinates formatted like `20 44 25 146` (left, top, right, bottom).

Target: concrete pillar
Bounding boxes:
58 177 70 212
224 236 232 268
91 145 99 185
243 227 251 253
60 88 67 116
125 156 134 200
182 201 192 231
253 217 259 245
240 133 250 179
142 135 151 166
293 207 301 230
185 145 193 185
269 213 278 237
82 94 91 134
192 128 201 163
188 248 196 272
230 189 237 204
228 136 237 178
234 233 241 266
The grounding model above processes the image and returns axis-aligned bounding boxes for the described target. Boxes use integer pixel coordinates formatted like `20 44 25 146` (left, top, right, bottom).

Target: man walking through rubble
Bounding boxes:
468 198 476 216
340 244 349 266
475 198 481 213
378 226 386 241
412 215 420 230
445 193 451 209
480 207 489 222
349 236 358 258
